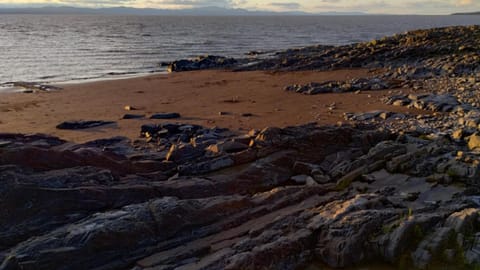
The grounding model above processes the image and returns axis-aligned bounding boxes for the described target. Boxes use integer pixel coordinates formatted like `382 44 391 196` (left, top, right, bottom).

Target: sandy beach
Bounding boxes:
0 69 420 142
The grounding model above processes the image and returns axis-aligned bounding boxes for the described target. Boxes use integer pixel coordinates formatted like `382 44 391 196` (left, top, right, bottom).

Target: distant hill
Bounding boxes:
452 11 480 15
0 6 366 16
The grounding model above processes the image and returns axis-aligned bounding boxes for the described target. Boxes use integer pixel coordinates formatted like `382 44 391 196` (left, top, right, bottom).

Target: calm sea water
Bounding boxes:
0 15 478 85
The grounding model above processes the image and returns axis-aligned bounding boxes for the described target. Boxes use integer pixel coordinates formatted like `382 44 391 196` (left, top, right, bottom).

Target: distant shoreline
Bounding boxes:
0 6 365 16
452 12 480 15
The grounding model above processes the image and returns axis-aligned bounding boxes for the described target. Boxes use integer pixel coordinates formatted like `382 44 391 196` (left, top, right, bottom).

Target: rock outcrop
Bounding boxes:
1 121 480 270
167 55 237 72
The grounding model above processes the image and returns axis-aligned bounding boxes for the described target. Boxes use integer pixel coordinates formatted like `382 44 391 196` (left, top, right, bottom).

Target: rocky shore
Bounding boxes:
2 25 480 270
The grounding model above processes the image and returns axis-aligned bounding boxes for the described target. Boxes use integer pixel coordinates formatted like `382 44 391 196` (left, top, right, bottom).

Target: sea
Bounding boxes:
0 15 478 88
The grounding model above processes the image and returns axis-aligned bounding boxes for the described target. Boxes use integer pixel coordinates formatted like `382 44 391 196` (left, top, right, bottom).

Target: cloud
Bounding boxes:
457 0 472 5
269 2 300 10
140 0 235 8
311 0 480 14
0 0 237 8
315 0 388 12
58 0 136 6
2 0 480 14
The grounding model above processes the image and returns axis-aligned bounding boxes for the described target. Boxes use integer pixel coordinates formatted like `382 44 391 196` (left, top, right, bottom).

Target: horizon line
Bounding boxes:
0 5 473 16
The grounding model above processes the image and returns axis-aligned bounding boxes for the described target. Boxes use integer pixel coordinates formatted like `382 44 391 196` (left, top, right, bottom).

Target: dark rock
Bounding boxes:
140 124 160 137
0 141 12 148
167 55 237 72
122 114 145 119
207 141 249 154
56 120 115 130
150 112 181 119
285 78 391 95
166 143 204 163
178 155 234 175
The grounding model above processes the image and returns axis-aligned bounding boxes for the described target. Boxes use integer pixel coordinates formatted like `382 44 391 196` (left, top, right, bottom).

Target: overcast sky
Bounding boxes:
1 0 479 14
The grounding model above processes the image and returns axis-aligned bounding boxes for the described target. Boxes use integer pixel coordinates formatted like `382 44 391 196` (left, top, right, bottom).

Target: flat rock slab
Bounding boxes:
122 114 145 120
0 140 12 147
56 120 116 130
150 113 181 119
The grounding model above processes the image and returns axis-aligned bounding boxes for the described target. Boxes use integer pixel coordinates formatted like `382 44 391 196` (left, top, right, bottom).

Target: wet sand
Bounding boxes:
0 69 421 143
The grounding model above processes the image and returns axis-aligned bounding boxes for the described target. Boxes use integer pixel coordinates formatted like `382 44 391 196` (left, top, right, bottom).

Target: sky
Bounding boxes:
1 0 479 14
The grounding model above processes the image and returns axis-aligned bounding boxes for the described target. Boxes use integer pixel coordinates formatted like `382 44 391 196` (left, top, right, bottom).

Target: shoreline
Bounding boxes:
0 70 169 94
0 68 422 143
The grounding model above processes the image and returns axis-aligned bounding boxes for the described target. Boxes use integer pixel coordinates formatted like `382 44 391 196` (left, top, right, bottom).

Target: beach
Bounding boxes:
0 69 420 142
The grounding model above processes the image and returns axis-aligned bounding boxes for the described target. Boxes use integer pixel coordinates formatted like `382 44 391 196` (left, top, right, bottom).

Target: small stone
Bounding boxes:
124 105 137 111
408 93 429 101
248 129 259 137
313 172 331 184
452 129 464 140
291 175 309 185
393 99 409 106
306 177 319 186
241 113 253 117
468 133 480 150
379 112 393 120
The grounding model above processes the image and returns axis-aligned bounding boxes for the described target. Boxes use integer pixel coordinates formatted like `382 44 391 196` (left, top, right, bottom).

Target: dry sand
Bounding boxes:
0 69 422 143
